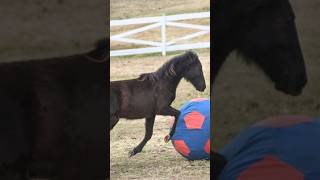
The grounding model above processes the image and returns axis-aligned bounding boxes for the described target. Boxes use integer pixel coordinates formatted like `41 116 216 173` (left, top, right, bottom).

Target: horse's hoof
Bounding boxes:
164 134 171 143
128 149 137 157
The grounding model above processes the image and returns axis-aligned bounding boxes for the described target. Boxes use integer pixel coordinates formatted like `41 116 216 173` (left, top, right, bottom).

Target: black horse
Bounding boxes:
0 39 108 180
212 0 307 96
110 51 206 157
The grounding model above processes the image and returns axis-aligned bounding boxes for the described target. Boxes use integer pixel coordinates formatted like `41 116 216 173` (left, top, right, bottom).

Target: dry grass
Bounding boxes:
110 0 209 20
110 49 210 179
111 117 209 180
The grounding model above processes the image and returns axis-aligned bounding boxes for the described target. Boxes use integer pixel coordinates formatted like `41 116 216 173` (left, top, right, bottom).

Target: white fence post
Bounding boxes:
161 14 167 56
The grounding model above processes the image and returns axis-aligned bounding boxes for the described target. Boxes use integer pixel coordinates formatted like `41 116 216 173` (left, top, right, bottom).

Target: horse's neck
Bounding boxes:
160 75 183 92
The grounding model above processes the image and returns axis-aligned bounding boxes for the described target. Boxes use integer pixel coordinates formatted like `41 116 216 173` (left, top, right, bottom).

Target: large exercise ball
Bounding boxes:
171 98 210 160
219 115 320 180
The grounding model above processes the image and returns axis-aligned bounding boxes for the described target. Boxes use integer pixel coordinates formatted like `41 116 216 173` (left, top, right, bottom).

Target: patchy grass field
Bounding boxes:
213 0 320 151
110 49 210 180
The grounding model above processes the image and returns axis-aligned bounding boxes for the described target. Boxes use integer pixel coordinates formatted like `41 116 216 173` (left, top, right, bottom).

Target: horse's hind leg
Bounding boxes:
129 115 155 157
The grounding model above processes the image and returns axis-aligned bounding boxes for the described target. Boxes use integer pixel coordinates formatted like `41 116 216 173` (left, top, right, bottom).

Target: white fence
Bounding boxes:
110 12 210 57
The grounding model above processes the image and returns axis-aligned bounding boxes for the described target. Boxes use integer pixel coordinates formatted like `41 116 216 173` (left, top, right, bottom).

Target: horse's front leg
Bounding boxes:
158 106 180 142
129 115 156 157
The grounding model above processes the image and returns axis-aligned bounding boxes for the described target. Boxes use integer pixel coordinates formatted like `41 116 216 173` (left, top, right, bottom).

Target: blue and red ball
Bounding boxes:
170 98 210 160
219 115 320 179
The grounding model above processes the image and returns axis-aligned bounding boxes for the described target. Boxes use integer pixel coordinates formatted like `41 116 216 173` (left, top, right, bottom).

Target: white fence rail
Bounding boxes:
110 12 210 57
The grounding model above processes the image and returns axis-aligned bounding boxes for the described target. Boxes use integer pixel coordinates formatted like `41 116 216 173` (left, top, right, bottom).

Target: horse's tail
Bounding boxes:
85 38 109 63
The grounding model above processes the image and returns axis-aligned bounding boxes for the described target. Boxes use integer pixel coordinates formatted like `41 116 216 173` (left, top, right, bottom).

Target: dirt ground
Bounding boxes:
213 0 320 151
110 0 210 179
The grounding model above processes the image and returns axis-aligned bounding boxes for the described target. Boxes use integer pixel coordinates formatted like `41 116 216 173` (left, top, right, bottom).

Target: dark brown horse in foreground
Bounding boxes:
212 0 307 96
110 51 206 157
0 39 108 180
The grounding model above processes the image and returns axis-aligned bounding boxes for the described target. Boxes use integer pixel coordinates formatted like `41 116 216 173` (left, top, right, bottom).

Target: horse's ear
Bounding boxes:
185 50 198 65
185 50 197 56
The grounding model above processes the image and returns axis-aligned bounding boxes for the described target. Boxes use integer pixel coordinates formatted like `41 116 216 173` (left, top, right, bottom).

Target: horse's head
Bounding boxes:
183 51 206 92
215 0 307 96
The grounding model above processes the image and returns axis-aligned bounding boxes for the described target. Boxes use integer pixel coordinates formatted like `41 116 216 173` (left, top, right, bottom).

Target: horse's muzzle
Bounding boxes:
275 79 306 96
196 84 206 92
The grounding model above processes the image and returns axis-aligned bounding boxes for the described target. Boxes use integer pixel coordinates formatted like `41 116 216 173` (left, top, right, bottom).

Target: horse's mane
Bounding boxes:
137 73 158 82
86 38 108 63
137 51 199 82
